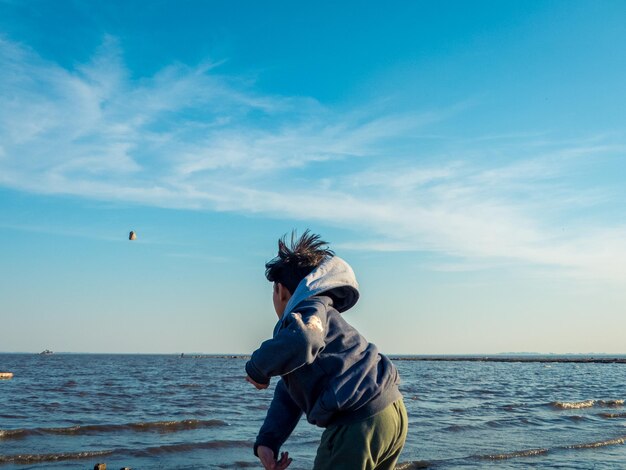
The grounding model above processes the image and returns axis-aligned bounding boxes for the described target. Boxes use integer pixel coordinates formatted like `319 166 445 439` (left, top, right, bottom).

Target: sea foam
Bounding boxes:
551 400 595 409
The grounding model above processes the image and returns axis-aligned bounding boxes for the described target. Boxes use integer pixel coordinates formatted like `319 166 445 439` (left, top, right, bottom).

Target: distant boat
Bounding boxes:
39 349 54 355
0 372 13 379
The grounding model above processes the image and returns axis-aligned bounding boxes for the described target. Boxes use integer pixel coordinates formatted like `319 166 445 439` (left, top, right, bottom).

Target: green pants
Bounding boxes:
313 399 408 470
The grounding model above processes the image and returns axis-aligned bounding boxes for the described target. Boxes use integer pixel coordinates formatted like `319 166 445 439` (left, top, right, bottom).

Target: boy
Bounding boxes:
245 231 407 470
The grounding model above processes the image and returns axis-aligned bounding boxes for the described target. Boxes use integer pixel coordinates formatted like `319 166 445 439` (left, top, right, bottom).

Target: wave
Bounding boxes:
127 439 253 456
501 404 520 412
123 419 228 432
0 450 113 465
443 424 473 432
395 461 432 469
471 435 626 463
564 415 587 422
0 414 26 419
551 400 595 409
0 440 253 465
598 399 624 407
550 399 623 410
0 419 228 440
476 448 549 460
565 437 626 449
600 412 626 419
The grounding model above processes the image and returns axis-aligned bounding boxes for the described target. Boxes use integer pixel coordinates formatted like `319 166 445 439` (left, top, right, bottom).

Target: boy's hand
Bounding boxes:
257 446 292 470
246 375 269 389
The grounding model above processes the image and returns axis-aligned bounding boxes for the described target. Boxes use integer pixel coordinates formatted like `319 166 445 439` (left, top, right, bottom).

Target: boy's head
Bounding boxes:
265 230 334 295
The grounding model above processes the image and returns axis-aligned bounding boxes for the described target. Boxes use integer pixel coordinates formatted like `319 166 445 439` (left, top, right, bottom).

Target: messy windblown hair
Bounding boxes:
265 230 334 294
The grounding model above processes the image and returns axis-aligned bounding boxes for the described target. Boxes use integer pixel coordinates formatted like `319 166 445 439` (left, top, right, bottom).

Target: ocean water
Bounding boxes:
1 354 625 469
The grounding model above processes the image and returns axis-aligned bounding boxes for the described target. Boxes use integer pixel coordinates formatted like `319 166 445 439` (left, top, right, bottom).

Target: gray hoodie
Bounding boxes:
245 256 401 458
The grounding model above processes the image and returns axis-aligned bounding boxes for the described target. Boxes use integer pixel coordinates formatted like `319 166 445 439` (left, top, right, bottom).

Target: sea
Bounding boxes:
1 354 625 469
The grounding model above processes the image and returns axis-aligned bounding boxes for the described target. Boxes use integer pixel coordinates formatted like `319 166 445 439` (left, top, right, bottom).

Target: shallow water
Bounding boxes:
1 354 625 469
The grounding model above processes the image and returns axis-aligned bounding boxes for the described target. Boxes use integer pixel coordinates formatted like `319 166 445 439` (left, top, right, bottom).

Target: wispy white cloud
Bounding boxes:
1 37 625 282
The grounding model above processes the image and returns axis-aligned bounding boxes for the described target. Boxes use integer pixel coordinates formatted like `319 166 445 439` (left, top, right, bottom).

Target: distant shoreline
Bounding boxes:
201 354 626 364
388 356 626 364
181 354 626 364
2 353 626 364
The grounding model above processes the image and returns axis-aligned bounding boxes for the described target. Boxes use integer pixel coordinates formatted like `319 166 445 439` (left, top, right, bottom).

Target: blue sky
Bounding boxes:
1 1 625 354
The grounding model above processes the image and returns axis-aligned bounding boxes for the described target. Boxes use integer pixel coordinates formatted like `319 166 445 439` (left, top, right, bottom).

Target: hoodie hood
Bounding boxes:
280 256 359 323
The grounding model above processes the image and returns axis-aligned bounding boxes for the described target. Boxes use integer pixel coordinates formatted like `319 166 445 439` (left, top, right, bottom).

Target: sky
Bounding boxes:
1 0 625 354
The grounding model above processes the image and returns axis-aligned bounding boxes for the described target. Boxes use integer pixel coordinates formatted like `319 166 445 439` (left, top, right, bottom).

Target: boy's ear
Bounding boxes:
277 282 292 302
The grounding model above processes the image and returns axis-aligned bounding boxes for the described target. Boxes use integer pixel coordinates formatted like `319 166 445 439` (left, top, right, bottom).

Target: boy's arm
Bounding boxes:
246 302 326 384
255 379 303 459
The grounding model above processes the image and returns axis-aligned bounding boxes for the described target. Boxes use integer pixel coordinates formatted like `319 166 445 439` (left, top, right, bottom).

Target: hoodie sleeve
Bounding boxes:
254 379 303 458
245 302 326 384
